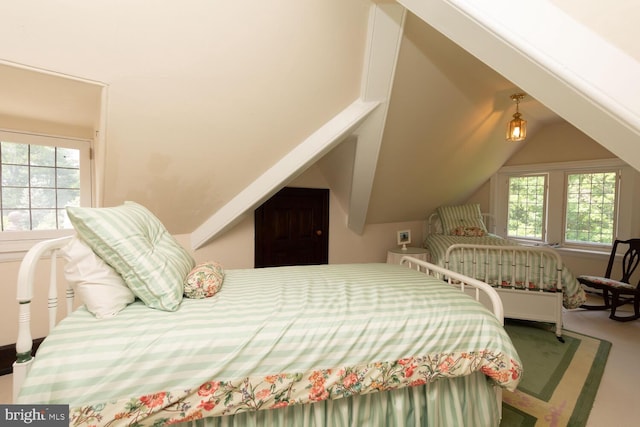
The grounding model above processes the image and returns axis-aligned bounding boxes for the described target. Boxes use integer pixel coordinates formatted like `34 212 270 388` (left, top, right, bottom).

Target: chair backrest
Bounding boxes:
604 238 640 284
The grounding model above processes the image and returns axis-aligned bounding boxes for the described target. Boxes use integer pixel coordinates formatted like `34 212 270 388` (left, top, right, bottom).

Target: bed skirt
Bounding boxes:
178 373 500 427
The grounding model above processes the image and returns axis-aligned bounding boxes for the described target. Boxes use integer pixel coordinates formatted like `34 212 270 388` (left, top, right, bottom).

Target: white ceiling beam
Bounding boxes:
190 99 379 250
347 2 406 234
191 1 406 247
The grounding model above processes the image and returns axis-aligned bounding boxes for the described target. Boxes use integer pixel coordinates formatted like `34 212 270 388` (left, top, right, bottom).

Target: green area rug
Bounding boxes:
501 321 611 427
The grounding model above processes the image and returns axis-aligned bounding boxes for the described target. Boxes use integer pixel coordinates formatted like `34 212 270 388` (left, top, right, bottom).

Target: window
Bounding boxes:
1 142 81 231
565 172 617 245
0 130 91 251
507 175 546 240
492 159 635 251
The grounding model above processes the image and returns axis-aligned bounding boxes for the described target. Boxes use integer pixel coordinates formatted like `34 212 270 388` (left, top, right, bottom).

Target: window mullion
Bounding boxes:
545 170 563 245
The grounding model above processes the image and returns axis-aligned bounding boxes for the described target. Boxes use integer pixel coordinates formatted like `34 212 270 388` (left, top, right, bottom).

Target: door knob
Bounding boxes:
316 230 323 236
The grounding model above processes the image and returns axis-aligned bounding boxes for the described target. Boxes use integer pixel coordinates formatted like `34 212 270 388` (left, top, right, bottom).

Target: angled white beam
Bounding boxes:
191 99 379 250
398 0 640 171
192 2 405 246
347 2 406 234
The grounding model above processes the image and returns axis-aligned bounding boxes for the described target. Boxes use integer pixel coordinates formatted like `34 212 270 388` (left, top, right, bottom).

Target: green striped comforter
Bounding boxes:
425 234 587 309
18 263 521 426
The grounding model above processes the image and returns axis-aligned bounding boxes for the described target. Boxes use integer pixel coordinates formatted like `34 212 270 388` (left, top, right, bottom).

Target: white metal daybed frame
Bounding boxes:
13 235 75 402
444 243 564 342
425 212 566 342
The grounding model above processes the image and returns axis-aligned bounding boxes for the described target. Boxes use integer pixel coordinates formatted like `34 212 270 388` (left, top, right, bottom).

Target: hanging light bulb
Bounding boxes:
506 93 527 142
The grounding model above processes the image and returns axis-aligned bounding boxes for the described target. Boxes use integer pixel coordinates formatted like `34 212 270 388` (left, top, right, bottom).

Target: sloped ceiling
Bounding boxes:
551 1 639 62
367 12 559 224
0 0 637 239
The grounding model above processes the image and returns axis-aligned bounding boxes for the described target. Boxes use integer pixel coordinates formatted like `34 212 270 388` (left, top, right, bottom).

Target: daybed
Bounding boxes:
14 202 522 427
424 204 587 341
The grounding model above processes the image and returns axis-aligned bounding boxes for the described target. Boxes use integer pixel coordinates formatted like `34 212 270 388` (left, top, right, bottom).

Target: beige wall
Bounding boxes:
505 120 616 166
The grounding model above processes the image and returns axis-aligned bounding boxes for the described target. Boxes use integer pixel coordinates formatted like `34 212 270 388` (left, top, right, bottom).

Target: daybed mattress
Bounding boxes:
18 263 521 425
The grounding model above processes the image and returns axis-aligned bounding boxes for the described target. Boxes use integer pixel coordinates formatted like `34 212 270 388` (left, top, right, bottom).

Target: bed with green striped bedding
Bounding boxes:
424 234 587 309
17 263 521 426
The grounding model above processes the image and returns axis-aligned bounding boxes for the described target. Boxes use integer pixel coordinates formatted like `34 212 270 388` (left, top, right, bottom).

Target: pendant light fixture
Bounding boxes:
506 93 527 142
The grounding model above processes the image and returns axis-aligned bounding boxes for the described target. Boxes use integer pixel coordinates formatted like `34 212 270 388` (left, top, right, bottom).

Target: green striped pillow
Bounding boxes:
436 204 487 235
66 202 195 311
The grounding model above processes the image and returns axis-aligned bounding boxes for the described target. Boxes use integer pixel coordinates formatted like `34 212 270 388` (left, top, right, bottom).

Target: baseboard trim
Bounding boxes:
0 338 44 376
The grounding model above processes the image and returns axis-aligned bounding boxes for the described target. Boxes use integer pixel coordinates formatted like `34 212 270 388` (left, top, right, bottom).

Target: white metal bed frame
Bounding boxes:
13 235 74 403
444 244 565 342
425 212 566 342
13 240 506 419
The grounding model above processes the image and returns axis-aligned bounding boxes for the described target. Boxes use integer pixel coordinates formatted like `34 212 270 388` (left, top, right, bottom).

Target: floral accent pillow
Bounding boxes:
451 226 486 237
184 262 225 298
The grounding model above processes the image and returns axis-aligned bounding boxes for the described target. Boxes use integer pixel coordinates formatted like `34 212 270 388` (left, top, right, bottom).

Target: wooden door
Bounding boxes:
255 187 329 267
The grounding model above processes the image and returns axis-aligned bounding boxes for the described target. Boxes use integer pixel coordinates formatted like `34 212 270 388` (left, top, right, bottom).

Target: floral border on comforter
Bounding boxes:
70 350 522 426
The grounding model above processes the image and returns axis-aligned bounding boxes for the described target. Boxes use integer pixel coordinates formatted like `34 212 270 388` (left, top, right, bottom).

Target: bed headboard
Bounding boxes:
14 235 75 402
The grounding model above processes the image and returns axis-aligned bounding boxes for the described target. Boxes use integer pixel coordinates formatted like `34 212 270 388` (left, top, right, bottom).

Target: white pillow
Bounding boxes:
60 237 135 319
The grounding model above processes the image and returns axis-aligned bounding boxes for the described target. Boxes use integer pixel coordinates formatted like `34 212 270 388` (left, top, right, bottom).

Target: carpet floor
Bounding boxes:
501 320 611 427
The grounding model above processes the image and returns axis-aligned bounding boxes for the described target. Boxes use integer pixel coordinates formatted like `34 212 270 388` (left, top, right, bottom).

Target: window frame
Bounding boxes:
0 129 92 256
490 159 636 253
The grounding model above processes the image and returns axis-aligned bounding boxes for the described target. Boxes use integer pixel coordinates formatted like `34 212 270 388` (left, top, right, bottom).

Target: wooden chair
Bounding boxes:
578 238 640 321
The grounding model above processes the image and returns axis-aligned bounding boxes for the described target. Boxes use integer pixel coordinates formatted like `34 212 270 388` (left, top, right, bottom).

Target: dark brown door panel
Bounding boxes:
255 187 329 267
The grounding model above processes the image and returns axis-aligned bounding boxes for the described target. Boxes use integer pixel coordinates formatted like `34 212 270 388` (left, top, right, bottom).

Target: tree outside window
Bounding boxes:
1 141 81 231
565 172 617 245
507 175 546 240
